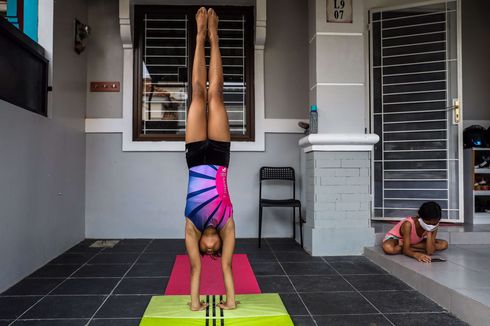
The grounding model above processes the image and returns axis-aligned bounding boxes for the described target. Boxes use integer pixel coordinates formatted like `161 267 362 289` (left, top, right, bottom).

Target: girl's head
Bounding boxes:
418 201 442 232
199 227 222 257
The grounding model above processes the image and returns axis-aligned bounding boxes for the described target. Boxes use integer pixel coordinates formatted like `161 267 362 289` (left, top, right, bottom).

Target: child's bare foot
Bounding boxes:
188 301 209 311
196 7 207 41
207 8 219 42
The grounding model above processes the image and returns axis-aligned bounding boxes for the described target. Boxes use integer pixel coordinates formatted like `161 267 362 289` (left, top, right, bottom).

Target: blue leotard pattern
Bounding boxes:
185 164 233 232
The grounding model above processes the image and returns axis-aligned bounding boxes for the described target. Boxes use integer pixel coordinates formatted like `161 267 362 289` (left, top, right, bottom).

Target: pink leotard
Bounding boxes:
185 164 233 232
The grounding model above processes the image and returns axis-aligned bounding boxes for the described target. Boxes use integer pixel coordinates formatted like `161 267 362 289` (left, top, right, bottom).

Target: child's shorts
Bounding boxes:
383 234 401 243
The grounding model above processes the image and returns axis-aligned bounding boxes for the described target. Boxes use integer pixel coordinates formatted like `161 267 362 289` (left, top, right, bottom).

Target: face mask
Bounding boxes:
419 218 439 232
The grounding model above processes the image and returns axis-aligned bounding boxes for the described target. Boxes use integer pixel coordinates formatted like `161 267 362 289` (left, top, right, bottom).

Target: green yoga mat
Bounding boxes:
140 294 293 326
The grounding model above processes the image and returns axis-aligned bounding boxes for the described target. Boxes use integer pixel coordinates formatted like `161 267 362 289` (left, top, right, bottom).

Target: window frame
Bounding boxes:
0 15 48 116
132 5 255 142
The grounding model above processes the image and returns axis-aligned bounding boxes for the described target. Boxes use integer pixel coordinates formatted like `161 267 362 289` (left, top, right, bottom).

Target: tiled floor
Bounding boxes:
0 238 467 326
366 243 490 325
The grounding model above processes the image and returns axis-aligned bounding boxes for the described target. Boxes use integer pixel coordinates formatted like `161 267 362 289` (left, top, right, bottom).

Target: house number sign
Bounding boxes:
327 0 353 23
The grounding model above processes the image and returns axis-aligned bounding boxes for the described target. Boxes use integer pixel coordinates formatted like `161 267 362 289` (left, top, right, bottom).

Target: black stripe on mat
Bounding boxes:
205 295 210 326
212 295 216 326
219 295 224 326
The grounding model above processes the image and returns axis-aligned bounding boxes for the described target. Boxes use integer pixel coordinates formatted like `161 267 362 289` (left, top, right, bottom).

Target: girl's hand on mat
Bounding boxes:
188 301 209 311
219 300 240 310
415 252 431 263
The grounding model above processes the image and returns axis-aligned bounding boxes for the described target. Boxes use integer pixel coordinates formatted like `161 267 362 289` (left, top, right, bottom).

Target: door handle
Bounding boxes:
452 98 461 124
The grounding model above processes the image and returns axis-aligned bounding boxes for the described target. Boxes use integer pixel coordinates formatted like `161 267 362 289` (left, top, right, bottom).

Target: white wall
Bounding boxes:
86 133 302 238
0 0 87 292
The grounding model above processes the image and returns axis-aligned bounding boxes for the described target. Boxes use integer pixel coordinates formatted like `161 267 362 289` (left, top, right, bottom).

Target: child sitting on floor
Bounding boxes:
382 201 448 263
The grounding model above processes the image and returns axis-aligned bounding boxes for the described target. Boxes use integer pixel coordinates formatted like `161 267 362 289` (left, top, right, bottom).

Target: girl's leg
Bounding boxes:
206 8 230 142
382 239 402 255
435 239 448 251
185 7 208 144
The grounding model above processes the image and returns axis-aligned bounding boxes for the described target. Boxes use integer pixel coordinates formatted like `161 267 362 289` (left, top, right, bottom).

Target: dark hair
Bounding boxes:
418 201 442 221
199 248 222 259
198 233 223 259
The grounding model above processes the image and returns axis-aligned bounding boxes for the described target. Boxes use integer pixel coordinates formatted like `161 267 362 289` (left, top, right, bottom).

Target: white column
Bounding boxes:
302 0 380 255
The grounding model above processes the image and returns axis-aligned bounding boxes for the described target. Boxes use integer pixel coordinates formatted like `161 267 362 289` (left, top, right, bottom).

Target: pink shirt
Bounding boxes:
385 216 426 245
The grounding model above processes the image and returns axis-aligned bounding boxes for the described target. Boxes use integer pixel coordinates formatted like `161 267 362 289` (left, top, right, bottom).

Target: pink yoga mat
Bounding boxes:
165 254 261 295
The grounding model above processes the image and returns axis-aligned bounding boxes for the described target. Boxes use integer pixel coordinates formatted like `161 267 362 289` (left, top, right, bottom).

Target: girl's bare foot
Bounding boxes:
196 7 207 41
188 301 209 311
207 8 219 42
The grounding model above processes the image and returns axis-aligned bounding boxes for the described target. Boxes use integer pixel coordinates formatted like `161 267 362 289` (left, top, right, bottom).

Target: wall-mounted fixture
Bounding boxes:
74 19 90 54
90 81 120 92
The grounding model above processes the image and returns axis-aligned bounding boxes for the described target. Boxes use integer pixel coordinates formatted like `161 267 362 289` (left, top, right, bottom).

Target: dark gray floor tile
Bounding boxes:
66 240 102 253
90 253 139 264
323 256 370 262
235 238 270 250
89 319 141 326
291 316 316 326
279 293 309 315
256 276 295 293
126 262 174 277
362 291 444 313
267 240 304 251
290 275 353 292
250 262 284 275
242 251 276 262
103 245 146 253
66 244 103 254
49 253 96 265
0 321 11 326
22 296 105 319
329 260 387 275
136 253 177 264
344 275 412 291
275 251 323 263
282 262 335 275
0 296 41 319
72 264 131 278
52 278 119 295
12 320 88 325
386 313 469 326
114 277 168 295
315 314 391 326
2 278 63 295
145 240 185 253
300 292 377 315
94 295 152 318
29 265 80 278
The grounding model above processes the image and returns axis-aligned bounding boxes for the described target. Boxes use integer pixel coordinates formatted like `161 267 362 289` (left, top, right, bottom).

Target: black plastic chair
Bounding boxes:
258 167 304 248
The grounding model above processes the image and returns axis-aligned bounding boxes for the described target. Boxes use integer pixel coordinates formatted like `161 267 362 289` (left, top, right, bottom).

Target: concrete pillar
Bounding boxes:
301 0 379 255
300 134 378 256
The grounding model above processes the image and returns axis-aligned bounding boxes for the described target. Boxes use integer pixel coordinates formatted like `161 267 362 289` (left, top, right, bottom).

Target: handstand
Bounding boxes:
184 7 237 311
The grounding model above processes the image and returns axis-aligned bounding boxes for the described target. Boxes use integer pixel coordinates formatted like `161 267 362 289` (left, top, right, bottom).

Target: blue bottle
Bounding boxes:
309 105 318 134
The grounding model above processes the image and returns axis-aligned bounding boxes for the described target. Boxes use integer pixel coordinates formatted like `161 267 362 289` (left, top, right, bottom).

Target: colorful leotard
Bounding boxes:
185 164 233 232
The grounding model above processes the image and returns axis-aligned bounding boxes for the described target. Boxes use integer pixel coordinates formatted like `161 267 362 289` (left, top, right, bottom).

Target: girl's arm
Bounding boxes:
425 229 437 255
219 218 237 309
401 221 431 263
185 219 207 311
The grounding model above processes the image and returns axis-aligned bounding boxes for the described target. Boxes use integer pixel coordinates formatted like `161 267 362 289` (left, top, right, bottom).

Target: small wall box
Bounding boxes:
464 148 490 224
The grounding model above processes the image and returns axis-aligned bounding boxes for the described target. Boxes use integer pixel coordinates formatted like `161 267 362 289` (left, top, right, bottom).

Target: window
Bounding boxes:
133 5 254 141
0 15 48 116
